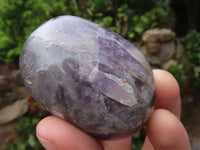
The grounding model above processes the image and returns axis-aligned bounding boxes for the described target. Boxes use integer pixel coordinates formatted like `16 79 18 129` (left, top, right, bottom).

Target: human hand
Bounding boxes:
36 69 191 150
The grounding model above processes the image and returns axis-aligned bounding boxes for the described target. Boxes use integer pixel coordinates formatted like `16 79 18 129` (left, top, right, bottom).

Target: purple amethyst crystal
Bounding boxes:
19 15 155 139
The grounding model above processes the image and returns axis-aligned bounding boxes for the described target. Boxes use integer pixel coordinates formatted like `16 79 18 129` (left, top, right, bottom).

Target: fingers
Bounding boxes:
36 115 132 150
153 69 181 118
100 69 182 150
100 137 132 150
36 69 185 150
142 69 183 149
146 109 191 150
36 116 103 150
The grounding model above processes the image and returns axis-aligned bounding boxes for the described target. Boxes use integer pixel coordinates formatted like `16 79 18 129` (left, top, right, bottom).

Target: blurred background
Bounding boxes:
0 0 200 149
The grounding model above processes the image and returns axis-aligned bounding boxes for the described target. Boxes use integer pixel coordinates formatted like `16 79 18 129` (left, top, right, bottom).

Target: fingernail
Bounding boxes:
36 133 58 150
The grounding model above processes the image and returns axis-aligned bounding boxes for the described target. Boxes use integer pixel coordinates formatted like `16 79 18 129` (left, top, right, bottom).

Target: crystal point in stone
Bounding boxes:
19 15 155 139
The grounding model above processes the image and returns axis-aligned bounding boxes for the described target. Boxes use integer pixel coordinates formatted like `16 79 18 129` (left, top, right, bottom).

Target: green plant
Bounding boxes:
86 0 109 13
181 30 200 65
181 30 200 88
0 0 176 63
86 0 115 31
6 110 46 150
153 0 170 9
0 0 79 62
116 4 135 37
132 8 172 39
131 128 146 150
167 64 186 86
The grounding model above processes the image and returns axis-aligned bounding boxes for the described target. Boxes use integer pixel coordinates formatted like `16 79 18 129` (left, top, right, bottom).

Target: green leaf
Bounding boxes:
134 26 143 34
16 141 27 150
141 16 149 24
167 64 186 85
28 134 37 147
133 131 140 139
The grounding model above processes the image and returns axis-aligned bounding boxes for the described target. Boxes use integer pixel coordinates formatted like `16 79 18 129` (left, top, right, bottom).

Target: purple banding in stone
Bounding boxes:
19 15 155 139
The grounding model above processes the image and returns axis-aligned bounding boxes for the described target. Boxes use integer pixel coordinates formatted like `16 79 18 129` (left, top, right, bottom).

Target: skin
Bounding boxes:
36 69 191 150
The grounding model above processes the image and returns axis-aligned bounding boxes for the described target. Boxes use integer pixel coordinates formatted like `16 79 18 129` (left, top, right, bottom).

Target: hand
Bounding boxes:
36 69 191 150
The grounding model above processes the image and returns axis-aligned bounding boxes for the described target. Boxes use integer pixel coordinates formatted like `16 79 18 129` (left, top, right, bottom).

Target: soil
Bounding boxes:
182 93 200 149
0 120 19 149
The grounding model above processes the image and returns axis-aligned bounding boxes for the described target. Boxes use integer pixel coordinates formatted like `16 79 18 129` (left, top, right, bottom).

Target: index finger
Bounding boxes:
142 69 183 149
153 69 181 118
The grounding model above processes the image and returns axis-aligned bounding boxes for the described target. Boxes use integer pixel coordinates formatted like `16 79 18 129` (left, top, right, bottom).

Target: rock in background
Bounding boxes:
140 29 200 150
0 99 29 125
140 28 186 70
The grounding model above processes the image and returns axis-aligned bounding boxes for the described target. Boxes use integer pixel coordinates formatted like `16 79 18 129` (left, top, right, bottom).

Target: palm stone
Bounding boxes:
19 15 155 139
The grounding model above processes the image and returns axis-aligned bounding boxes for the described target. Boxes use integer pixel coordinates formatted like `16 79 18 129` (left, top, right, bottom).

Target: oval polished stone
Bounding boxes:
19 15 155 139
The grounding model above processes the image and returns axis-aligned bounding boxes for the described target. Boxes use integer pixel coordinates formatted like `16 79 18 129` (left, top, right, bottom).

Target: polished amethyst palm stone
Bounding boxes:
19 15 155 139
